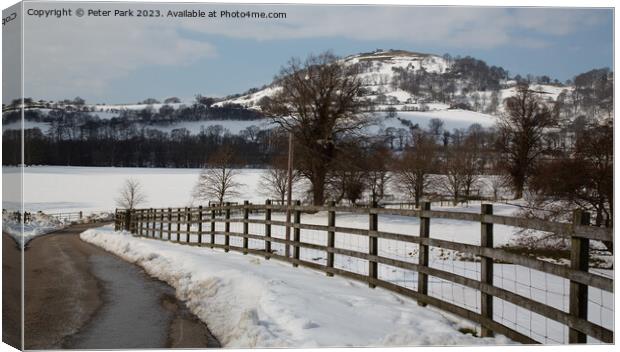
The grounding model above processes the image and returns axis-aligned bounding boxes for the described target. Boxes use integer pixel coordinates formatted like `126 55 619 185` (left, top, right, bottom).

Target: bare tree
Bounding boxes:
367 145 393 204
116 178 147 210
530 119 613 251
427 118 444 143
461 136 482 199
325 139 369 205
193 146 242 205
439 148 467 206
262 51 370 205
259 155 300 203
496 84 557 199
439 138 481 205
395 131 437 208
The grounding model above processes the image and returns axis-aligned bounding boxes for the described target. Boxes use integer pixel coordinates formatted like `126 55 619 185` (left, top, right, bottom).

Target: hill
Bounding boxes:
213 49 568 120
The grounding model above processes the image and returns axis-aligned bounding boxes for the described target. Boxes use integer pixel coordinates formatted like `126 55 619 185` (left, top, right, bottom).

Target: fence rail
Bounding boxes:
115 201 613 344
3 210 83 223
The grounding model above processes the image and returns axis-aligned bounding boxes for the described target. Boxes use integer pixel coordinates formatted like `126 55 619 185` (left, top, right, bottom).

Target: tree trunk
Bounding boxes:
312 181 325 205
513 179 524 200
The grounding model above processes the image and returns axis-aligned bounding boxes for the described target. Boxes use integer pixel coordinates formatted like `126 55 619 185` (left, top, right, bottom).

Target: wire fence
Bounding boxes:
115 200 613 344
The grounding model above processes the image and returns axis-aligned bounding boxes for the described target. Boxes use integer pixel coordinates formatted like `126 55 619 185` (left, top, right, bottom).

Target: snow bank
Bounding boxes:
2 211 65 245
80 225 512 347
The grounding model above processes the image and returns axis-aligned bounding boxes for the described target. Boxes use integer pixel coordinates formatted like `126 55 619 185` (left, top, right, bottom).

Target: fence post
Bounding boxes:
265 199 272 259
326 201 336 277
115 209 119 231
143 209 147 236
167 208 172 240
198 206 203 244
124 209 131 232
186 207 191 243
176 208 181 242
417 201 430 306
152 209 156 237
480 204 494 337
243 201 249 254
368 201 378 288
137 209 144 237
159 209 164 240
131 209 137 234
569 210 590 343
139 209 144 237
224 202 231 252
146 208 155 237
210 205 216 248
293 200 301 267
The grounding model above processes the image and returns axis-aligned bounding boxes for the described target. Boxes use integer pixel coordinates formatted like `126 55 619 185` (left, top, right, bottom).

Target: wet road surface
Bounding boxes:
22 224 220 349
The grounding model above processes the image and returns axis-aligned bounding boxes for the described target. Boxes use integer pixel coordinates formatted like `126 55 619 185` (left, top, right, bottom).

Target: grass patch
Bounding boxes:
458 327 478 337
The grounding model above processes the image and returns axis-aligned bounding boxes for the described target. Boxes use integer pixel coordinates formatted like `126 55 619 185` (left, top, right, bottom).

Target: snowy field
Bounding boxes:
81 225 512 347
7 165 501 214
5 165 613 344
4 166 269 214
5 108 495 136
2 119 51 132
376 110 496 130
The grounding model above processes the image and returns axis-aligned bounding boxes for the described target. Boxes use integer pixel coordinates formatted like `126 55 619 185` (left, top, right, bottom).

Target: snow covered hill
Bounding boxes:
5 49 578 136
213 49 568 117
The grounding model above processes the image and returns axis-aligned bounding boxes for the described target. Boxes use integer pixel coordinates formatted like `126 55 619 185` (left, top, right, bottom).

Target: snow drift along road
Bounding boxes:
80 225 512 347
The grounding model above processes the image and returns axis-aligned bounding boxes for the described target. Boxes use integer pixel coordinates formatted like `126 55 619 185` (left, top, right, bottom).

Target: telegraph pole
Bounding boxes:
285 131 294 257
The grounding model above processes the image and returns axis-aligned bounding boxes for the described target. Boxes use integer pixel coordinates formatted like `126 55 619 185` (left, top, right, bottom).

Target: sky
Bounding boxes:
4 2 614 104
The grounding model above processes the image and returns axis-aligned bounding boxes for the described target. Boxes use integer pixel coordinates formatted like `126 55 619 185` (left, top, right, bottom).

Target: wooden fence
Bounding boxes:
115 201 613 344
3 210 82 223
47 211 83 222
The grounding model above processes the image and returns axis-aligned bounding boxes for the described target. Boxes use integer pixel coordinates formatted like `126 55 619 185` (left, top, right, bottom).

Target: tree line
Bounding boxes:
241 53 611 247
4 52 613 240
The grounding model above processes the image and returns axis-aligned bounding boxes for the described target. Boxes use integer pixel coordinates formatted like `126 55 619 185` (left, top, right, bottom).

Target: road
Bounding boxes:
2 233 21 349
12 223 220 349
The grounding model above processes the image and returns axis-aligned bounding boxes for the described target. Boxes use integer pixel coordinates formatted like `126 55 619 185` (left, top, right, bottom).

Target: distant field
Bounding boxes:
3 108 496 137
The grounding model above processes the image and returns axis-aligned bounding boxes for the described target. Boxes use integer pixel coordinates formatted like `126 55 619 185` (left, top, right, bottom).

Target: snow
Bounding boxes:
1 208 113 245
80 213 613 345
2 119 51 132
80 225 512 347
88 102 187 113
347 51 448 74
2 211 65 245
5 166 272 214
138 119 273 135
375 109 496 131
9 166 510 216
216 51 450 110
213 86 282 109
5 108 492 138
10 164 611 344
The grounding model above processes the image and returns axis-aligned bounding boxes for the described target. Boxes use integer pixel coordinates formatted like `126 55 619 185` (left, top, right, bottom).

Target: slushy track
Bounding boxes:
21 223 219 349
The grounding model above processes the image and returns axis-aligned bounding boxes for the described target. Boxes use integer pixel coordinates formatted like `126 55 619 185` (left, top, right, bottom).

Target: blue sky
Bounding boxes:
17 3 613 104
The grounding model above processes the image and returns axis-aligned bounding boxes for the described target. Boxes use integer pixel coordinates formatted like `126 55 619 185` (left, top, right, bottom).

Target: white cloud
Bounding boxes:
178 6 608 48
23 14 216 99
510 8 608 36
19 4 609 100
